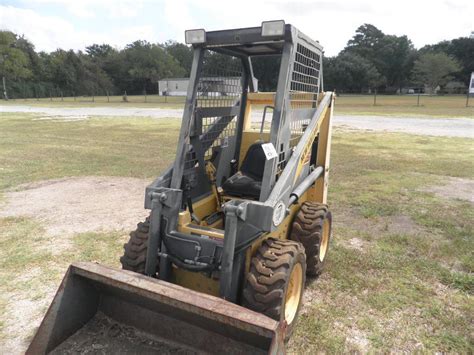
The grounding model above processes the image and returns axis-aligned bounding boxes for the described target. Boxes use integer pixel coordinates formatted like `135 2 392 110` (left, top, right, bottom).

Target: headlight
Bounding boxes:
261 20 285 37
185 29 206 44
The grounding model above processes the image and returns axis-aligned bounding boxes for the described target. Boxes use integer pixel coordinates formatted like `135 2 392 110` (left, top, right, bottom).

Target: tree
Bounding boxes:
123 40 185 94
344 24 415 91
0 26 471 99
411 53 461 94
375 35 416 90
324 52 383 93
164 41 193 76
0 31 32 99
448 38 474 85
420 37 474 85
346 24 385 58
84 44 116 95
85 44 114 59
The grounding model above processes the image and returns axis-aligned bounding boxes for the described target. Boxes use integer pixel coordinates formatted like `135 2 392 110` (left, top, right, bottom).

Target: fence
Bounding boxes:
1 91 473 111
0 91 187 105
336 93 473 108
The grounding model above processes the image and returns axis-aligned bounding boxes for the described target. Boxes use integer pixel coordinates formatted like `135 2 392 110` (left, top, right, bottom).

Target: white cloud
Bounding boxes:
1 5 78 51
160 0 474 55
163 0 197 39
1 0 473 55
0 5 157 52
19 0 145 18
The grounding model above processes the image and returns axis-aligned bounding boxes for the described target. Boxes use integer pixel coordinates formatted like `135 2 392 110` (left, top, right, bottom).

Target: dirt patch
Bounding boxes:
346 328 370 352
335 208 424 239
0 176 150 239
346 237 367 251
2 289 54 354
382 214 423 235
424 177 474 203
300 283 324 316
0 176 151 353
51 312 196 354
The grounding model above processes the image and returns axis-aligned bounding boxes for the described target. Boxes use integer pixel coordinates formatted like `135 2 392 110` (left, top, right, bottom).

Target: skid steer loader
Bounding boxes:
28 21 334 354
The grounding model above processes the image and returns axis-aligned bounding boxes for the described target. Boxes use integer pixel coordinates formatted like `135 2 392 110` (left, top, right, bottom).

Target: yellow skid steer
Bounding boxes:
28 20 335 354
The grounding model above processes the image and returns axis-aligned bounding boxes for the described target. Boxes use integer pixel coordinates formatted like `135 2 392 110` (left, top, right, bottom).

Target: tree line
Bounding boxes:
324 24 472 94
1 24 473 99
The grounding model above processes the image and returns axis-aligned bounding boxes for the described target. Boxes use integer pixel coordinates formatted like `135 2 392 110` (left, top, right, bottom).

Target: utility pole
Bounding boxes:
1 53 9 100
2 76 8 100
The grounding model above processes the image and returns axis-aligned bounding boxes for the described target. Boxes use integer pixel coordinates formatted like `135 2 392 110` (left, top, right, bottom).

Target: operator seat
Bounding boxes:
222 142 266 199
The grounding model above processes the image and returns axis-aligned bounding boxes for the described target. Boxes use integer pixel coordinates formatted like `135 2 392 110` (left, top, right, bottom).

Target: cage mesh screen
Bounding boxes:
201 116 237 159
197 51 243 108
288 43 321 148
185 50 243 168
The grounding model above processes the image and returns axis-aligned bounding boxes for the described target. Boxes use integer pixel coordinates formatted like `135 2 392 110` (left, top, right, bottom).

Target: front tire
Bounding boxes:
242 238 306 337
120 217 154 275
291 202 332 277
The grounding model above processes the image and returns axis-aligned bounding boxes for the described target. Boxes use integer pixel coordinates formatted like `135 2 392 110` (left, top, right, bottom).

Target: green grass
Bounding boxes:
0 113 178 190
289 131 474 352
0 216 129 345
2 94 473 117
335 94 474 117
0 112 473 352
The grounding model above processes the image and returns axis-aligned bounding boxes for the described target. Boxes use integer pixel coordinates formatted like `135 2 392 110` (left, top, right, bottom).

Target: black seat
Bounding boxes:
222 142 266 199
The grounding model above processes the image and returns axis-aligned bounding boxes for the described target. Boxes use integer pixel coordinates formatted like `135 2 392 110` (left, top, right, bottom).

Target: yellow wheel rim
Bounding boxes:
284 262 303 324
319 219 330 262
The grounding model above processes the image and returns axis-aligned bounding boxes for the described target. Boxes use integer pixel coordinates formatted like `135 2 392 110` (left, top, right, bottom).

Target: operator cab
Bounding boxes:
146 20 323 231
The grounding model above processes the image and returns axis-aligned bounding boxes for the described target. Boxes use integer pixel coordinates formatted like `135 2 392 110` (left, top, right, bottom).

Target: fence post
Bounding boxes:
417 93 420 107
466 90 470 107
373 88 377 106
61 90 63 101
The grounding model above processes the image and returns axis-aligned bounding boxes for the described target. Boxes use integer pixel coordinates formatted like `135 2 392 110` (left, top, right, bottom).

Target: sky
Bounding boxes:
0 0 473 56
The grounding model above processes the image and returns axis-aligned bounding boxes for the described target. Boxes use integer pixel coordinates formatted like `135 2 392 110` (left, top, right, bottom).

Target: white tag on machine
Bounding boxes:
261 143 278 160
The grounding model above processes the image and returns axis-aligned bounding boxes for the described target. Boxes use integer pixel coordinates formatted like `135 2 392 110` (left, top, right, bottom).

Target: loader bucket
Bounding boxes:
27 262 285 354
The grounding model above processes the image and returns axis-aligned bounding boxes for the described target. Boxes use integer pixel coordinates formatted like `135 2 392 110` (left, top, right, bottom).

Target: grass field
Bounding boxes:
0 112 473 352
2 94 474 117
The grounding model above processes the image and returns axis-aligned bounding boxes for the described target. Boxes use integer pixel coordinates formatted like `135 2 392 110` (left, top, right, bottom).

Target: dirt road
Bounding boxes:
2 105 473 137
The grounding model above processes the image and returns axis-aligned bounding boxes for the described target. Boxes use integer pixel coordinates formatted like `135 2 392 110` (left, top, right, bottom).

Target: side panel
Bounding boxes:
308 93 334 204
244 192 308 274
171 267 220 296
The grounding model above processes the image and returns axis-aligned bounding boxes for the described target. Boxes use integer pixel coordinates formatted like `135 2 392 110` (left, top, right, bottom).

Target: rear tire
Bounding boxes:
242 238 306 338
120 217 153 275
290 202 332 277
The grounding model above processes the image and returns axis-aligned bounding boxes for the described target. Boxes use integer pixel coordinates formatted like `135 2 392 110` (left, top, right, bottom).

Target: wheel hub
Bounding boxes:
319 219 330 261
284 263 303 324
